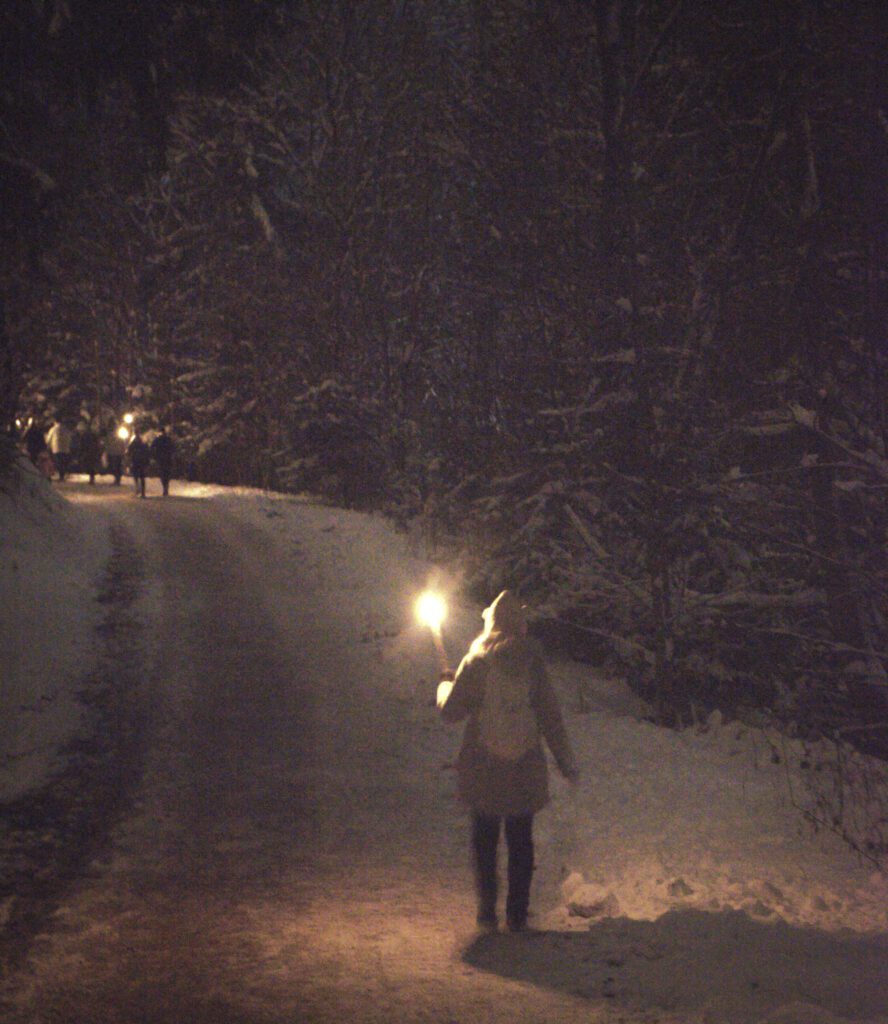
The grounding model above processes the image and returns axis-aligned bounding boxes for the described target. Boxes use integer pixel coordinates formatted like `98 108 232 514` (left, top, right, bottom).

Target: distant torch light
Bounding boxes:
415 591 447 635
123 412 135 424
416 590 449 673
117 425 130 441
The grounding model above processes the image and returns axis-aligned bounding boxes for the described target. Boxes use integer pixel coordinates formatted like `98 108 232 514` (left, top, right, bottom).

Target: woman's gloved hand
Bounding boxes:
436 670 455 709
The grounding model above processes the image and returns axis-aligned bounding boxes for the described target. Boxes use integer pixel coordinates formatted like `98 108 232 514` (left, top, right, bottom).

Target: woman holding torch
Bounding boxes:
431 589 579 933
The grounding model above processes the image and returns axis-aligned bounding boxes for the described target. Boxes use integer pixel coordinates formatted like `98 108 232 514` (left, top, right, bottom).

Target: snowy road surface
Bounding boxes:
2 477 888 1024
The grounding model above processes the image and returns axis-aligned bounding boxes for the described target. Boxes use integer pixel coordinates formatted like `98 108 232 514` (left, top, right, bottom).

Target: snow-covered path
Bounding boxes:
1 485 596 1023
2 478 887 1024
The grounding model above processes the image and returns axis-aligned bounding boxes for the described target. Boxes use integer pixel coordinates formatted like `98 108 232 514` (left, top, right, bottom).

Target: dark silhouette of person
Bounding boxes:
79 427 102 484
150 427 175 496
104 427 127 485
128 431 150 498
23 420 47 465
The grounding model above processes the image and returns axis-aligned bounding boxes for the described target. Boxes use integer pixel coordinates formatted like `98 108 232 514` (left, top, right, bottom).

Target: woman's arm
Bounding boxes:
437 652 485 722
533 656 579 780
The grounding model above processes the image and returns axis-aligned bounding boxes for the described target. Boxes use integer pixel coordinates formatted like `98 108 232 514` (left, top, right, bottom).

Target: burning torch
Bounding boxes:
415 590 449 673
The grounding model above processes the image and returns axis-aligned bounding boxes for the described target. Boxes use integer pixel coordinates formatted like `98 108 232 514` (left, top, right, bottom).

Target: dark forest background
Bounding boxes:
2 2 887 856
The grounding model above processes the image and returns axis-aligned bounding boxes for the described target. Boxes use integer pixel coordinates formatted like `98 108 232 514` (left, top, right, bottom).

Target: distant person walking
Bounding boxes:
437 590 579 933
46 420 74 481
23 420 47 466
128 431 150 498
79 427 102 485
104 427 127 485
150 427 175 497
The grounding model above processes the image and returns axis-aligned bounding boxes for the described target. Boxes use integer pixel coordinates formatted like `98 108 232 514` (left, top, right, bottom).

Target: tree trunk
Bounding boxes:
594 0 634 264
0 297 21 439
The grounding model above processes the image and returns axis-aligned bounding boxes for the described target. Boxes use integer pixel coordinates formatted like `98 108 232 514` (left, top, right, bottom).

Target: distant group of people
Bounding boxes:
19 417 176 498
128 427 175 498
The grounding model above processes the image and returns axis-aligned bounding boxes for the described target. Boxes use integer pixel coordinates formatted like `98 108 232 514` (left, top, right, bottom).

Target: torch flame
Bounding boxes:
415 591 447 634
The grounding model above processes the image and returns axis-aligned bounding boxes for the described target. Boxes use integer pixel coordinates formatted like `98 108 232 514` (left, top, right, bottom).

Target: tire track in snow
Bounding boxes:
0 518 147 976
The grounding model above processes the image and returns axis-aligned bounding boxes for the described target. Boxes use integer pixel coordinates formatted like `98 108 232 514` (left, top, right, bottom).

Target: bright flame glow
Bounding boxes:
117 425 130 440
415 591 447 633
123 412 135 424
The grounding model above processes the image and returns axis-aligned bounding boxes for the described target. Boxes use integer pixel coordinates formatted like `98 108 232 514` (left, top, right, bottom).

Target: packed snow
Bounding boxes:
1 463 887 1024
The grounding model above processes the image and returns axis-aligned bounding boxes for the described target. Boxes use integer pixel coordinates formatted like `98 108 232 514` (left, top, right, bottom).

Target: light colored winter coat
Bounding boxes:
46 422 73 455
438 595 577 817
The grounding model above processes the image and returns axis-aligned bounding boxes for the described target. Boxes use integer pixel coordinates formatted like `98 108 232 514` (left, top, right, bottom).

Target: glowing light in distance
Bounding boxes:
117 425 130 440
123 412 135 424
415 591 447 633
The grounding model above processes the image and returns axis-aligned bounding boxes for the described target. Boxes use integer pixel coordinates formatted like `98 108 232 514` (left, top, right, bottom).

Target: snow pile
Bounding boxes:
541 704 888 935
0 463 110 800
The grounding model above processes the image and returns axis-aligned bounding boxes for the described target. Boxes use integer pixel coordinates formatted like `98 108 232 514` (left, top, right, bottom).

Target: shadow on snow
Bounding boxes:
463 907 888 1022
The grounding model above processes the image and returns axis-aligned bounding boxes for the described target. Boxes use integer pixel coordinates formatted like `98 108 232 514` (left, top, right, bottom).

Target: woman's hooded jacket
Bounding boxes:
438 590 578 816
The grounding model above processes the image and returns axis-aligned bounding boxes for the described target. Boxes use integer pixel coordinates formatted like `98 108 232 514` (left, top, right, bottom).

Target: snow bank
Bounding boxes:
0 462 110 800
541 707 888 936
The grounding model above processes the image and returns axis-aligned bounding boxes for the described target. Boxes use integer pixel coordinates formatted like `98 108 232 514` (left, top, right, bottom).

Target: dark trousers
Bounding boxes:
471 812 534 927
55 452 70 481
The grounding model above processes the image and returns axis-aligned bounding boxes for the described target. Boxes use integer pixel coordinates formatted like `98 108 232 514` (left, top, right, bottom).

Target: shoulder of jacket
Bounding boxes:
458 648 488 674
492 635 543 661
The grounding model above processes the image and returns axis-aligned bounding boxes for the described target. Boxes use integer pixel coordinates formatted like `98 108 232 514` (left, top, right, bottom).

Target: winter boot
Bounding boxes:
476 904 498 932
